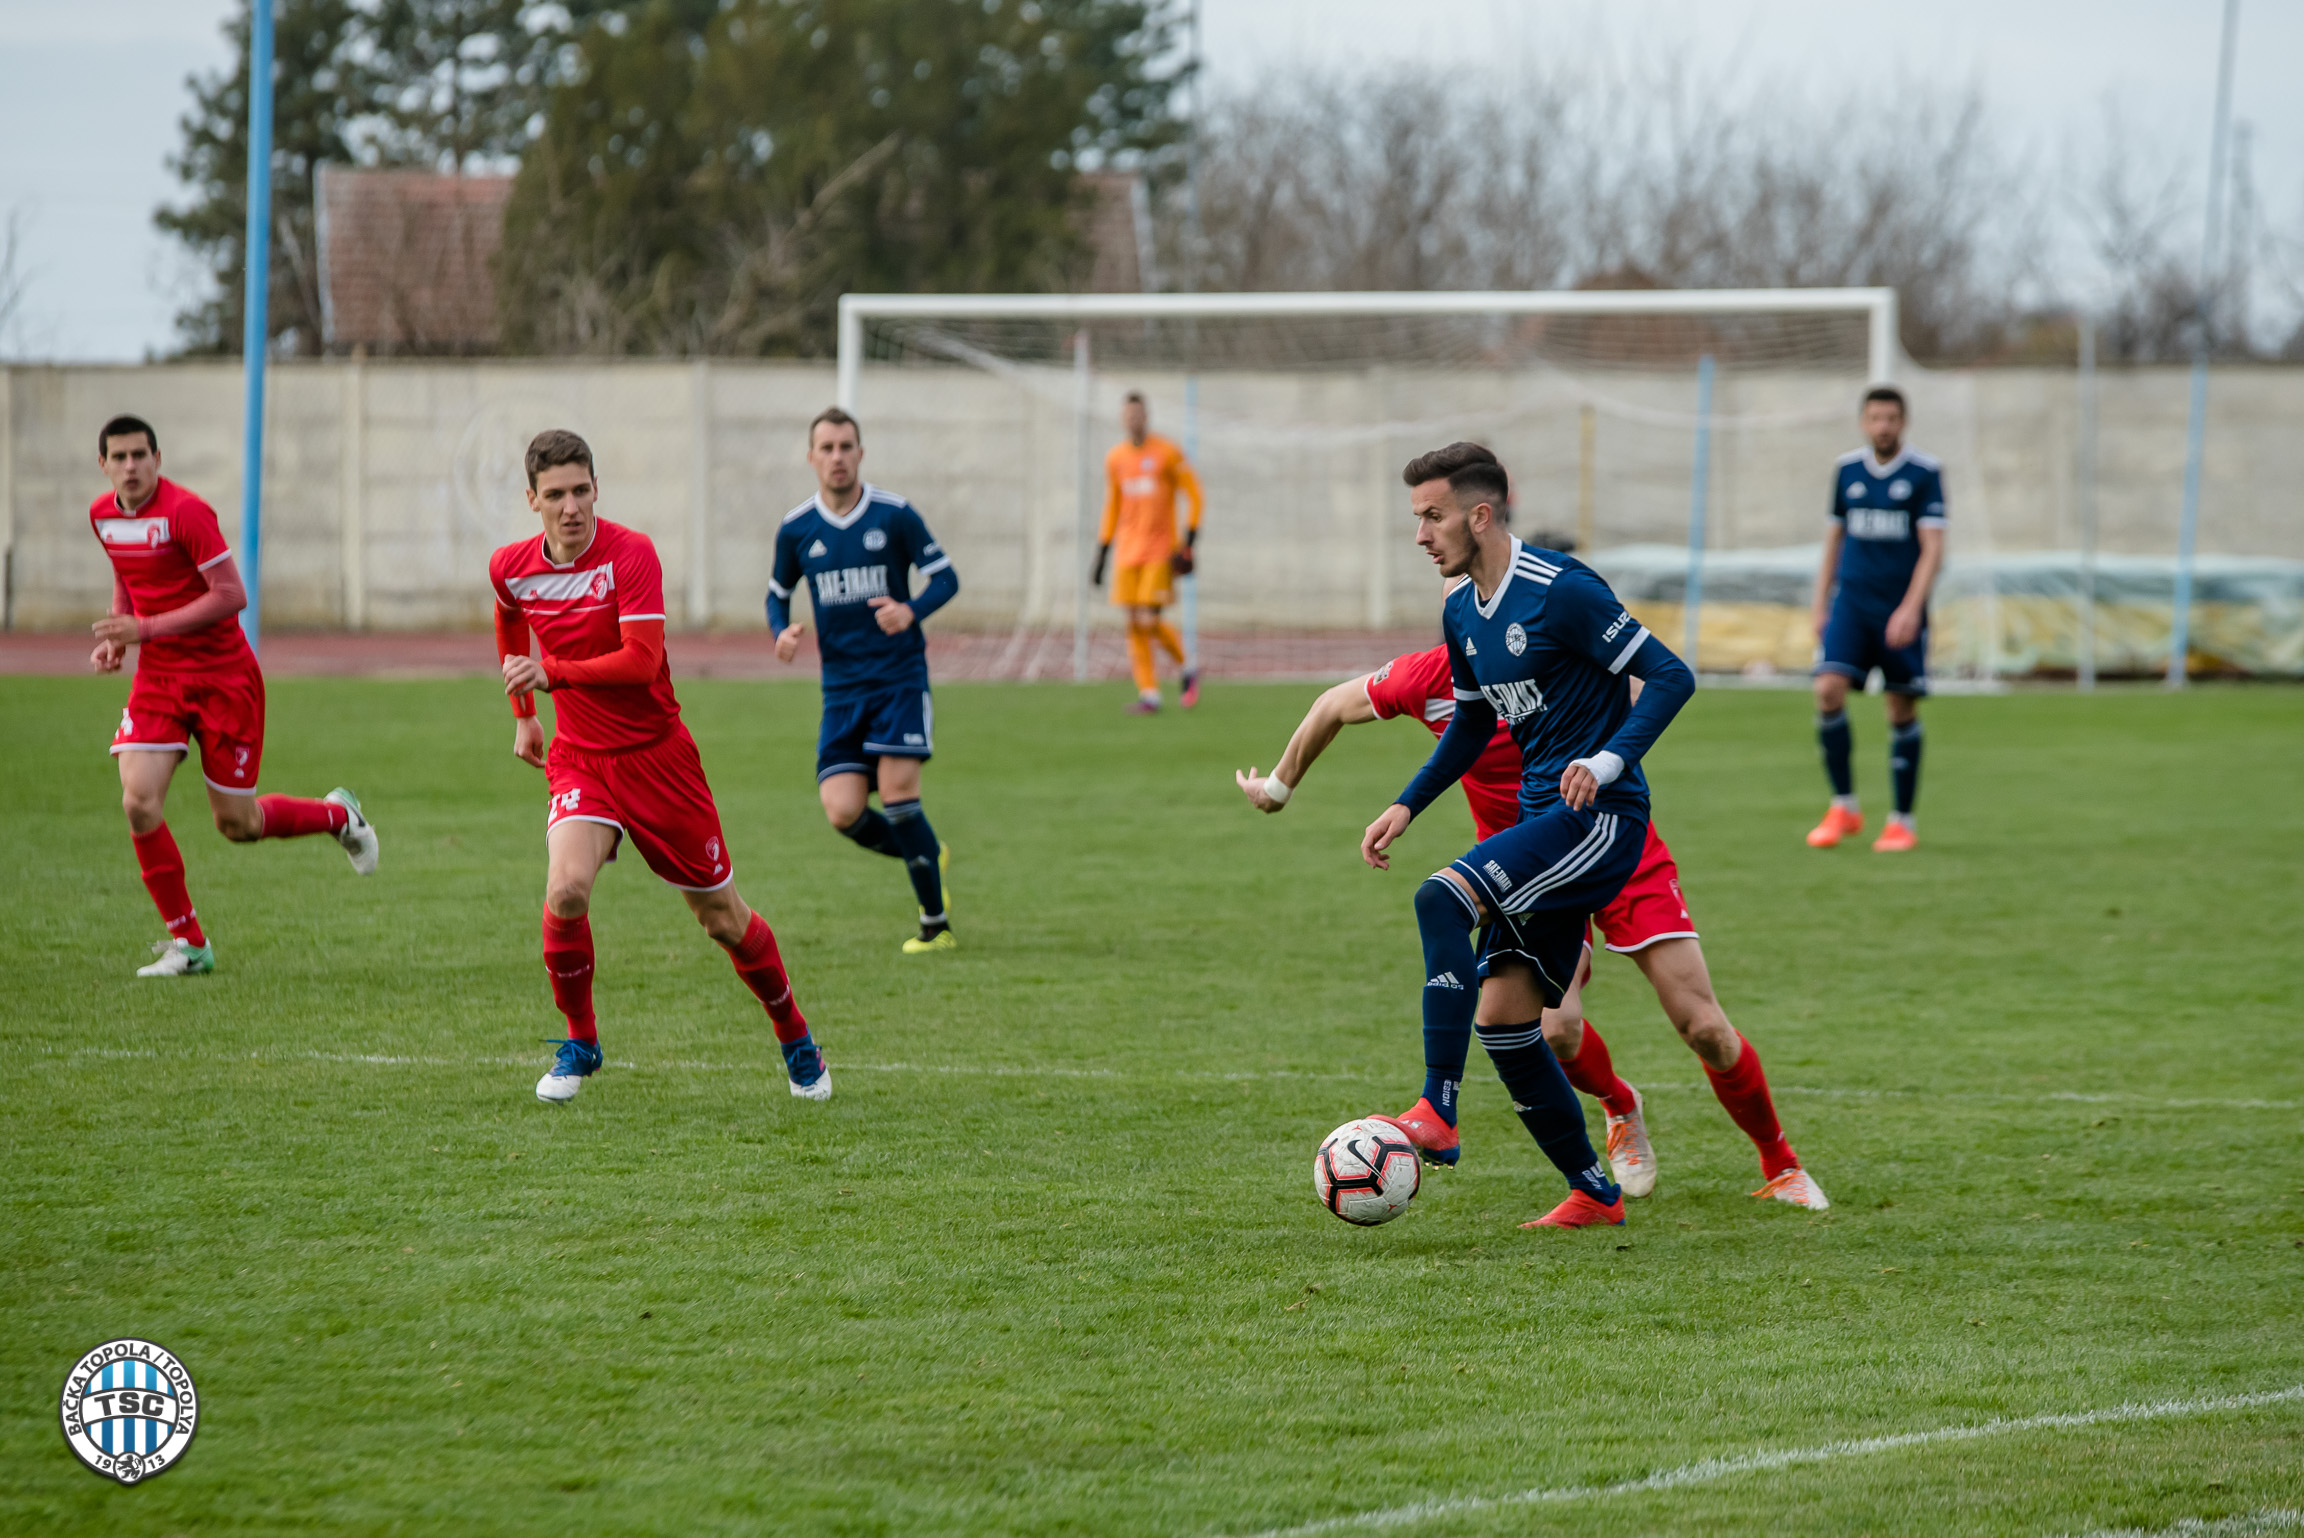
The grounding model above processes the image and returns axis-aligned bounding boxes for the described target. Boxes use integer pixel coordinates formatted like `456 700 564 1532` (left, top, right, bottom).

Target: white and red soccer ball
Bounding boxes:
1313 1117 1420 1226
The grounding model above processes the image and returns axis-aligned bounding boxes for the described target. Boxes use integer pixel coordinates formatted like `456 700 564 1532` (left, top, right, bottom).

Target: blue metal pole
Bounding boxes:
1682 353 1714 669
2168 0 2241 688
239 0 275 655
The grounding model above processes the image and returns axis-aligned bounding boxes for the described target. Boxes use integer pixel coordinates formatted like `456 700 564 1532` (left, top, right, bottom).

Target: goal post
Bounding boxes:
835 287 1903 682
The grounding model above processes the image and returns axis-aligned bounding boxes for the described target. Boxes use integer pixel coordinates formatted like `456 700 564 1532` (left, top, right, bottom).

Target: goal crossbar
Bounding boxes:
835 287 1900 409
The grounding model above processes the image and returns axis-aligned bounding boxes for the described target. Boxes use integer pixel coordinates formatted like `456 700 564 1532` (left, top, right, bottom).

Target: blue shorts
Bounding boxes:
1447 805 1647 1006
816 684 934 782
1817 595 1929 696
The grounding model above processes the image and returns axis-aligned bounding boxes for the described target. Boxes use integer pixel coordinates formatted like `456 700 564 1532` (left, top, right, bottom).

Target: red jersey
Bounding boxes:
88 478 253 673
490 518 680 753
1365 644 1524 840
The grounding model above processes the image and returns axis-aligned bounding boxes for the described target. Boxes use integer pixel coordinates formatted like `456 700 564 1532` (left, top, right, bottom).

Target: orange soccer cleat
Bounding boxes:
1377 1099 1460 1166
1805 804 1865 848
1871 821 1917 853
1521 1190 1627 1229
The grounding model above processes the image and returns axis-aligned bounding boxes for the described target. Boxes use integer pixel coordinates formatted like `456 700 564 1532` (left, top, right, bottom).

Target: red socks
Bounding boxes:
132 824 206 946
728 911 808 1043
541 909 597 1043
1557 1018 1639 1118
1705 1031 1799 1178
255 794 348 840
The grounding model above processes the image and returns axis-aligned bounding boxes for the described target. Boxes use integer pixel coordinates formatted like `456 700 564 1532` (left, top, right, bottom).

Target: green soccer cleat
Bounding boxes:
903 928 958 956
137 938 215 978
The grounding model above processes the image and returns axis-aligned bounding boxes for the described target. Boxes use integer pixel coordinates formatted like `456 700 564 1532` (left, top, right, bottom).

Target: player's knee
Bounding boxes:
1414 873 1475 932
1541 1010 1584 1057
121 789 164 832
544 881 591 919
215 803 262 842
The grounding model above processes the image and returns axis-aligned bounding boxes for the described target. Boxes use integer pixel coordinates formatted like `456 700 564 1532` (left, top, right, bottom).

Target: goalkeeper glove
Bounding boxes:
1092 543 1110 586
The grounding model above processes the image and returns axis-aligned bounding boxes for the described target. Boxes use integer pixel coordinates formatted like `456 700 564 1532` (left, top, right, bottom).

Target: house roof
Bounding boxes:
316 166 513 353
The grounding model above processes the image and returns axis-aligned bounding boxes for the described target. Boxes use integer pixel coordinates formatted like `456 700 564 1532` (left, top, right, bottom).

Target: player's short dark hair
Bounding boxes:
1123 390 1146 406
1401 441 1510 513
809 406 862 446
1863 385 1908 416
98 415 158 457
524 429 594 489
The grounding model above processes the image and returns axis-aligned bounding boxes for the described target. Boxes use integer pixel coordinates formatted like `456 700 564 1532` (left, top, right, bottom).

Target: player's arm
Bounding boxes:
1236 675 1377 812
1094 457 1120 586
1363 693 1494 869
91 573 136 671
1170 455 1204 575
92 554 246 654
1886 481 1946 648
1813 480 1847 638
871 510 959 635
1552 571 1695 810
492 595 546 767
525 544 670 688
768 526 806 662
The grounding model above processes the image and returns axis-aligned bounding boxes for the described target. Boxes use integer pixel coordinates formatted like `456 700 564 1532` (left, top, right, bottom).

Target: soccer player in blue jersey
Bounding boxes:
1807 386 1945 853
1362 442 1696 1230
769 407 962 952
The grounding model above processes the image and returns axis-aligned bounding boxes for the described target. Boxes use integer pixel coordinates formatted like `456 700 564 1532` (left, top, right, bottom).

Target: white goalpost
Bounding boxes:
836 287 1905 682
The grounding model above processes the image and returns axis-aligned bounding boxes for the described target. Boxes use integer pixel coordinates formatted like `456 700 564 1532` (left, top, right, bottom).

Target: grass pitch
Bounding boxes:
2 672 2299 1537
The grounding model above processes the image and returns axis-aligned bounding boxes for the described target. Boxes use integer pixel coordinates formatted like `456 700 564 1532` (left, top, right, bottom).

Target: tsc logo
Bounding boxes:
1889 478 1912 500
233 746 251 777
1504 622 1527 656
59 1338 199 1485
589 569 612 600
862 529 888 551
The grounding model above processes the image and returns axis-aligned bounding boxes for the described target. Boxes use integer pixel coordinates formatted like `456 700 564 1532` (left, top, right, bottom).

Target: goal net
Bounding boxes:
835 290 2002 681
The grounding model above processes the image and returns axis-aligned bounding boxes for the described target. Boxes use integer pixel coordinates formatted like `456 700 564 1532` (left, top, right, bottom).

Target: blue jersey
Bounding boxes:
1401 540 1695 824
1830 448 1945 608
768 485 959 701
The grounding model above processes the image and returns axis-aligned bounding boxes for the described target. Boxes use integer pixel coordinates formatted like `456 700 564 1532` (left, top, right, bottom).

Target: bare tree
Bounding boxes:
0 207 32 358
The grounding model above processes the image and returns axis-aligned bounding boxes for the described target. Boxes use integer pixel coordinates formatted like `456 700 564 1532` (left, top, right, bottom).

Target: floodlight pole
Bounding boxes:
2169 0 2242 689
239 0 275 654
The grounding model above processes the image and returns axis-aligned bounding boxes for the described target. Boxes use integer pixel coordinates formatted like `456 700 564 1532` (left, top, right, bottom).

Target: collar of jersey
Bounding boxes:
811 485 878 531
1470 536 1524 622
541 525 600 568
112 483 165 516
1862 447 1911 479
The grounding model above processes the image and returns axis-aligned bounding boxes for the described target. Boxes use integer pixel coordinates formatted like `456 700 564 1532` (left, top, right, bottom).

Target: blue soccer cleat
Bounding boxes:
536 1037 603 1104
783 1036 832 1102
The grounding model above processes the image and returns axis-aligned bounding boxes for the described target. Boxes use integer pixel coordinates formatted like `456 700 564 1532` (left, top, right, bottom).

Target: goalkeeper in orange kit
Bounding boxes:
1093 392 1204 712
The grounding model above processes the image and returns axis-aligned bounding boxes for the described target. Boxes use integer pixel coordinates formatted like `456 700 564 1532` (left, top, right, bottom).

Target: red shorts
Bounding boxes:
110 662 267 794
1590 822 1698 954
546 724 733 891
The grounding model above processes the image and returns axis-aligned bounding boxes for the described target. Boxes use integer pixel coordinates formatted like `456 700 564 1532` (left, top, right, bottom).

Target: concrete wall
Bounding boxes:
7 357 2299 632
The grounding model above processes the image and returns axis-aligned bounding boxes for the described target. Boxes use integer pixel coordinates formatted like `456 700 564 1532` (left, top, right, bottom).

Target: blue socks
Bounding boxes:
1817 709 1854 797
1478 1020 1620 1204
1890 719 1923 816
882 799 946 927
837 806 902 858
1413 875 1480 1127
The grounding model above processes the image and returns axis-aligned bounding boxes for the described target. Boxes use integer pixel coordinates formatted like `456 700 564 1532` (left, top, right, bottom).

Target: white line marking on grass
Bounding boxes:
2065 1512 2304 1538
23 1048 2298 1110
1233 1387 2304 1538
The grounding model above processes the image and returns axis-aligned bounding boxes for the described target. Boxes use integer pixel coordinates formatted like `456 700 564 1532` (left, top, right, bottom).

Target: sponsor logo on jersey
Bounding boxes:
1482 860 1513 890
507 565 616 604
1603 610 1635 644
1847 508 1911 541
95 516 172 549
1479 677 1548 723
59 1338 200 1485
863 529 888 551
812 566 891 606
1372 661 1393 684
1425 971 1463 990
807 539 828 558
1505 622 1527 656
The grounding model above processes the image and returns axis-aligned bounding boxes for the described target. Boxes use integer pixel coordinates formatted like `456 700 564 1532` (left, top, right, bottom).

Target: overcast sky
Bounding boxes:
0 0 2295 361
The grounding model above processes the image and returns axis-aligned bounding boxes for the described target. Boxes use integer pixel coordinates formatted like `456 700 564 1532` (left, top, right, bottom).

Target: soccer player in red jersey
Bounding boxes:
490 430 825 1105
87 415 379 978
1235 630 1827 1211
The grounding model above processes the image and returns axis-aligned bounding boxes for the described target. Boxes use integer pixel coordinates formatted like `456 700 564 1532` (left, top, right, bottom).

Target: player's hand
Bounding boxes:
1235 767 1283 813
502 654 550 695
1558 762 1600 810
90 638 126 673
1170 547 1196 577
1361 803 1412 869
868 597 915 635
512 715 546 769
774 624 806 663
91 614 140 649
1811 602 1830 640
1885 602 1922 650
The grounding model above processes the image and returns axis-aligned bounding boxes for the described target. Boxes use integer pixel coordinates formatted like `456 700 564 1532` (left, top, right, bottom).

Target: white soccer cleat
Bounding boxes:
136 938 215 978
788 1063 832 1102
1752 1168 1830 1211
1604 1086 1658 1199
535 1038 602 1103
325 788 379 875
536 1070 586 1103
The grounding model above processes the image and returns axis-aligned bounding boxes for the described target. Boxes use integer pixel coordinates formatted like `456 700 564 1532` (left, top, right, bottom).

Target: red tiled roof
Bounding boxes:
316 167 512 353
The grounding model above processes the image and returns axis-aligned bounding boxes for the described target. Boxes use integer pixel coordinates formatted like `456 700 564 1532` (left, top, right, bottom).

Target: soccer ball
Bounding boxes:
1313 1117 1421 1226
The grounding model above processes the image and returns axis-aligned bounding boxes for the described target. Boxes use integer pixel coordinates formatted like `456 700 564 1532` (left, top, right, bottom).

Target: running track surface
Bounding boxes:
0 628 1442 683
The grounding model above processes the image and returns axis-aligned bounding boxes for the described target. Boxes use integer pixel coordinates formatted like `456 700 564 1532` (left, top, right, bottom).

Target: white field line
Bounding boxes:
2066 1512 2304 1538
24 1047 2300 1111
1234 1387 2304 1538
